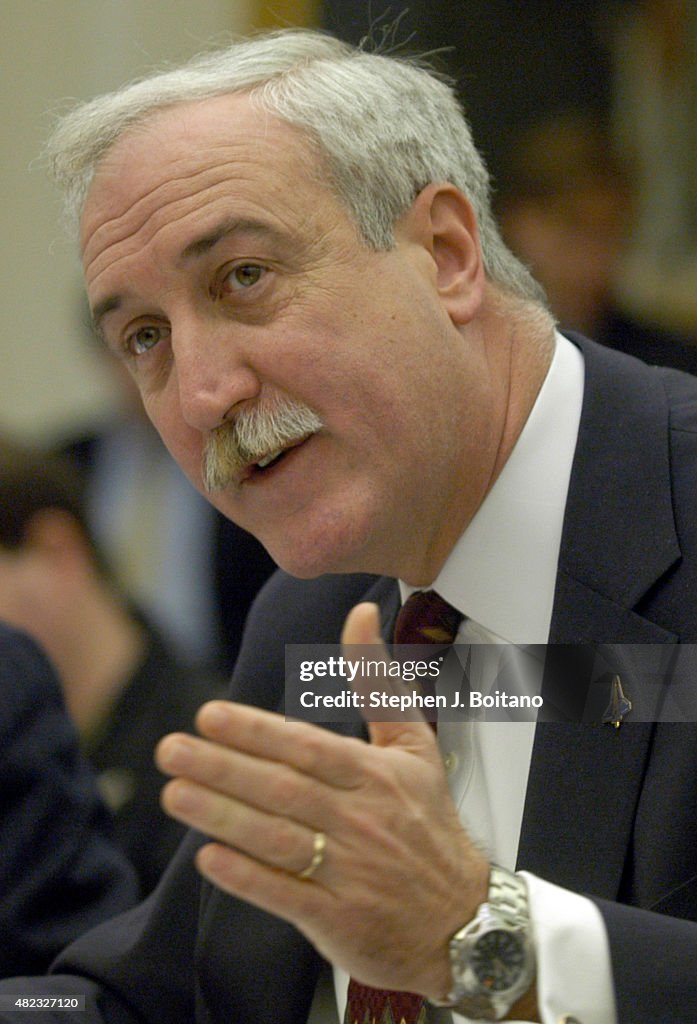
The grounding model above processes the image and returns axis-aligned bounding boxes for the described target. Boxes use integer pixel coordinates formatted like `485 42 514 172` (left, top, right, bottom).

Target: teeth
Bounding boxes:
256 447 284 469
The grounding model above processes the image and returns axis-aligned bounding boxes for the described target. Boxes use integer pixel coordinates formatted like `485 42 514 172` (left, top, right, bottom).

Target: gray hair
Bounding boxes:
46 28 545 303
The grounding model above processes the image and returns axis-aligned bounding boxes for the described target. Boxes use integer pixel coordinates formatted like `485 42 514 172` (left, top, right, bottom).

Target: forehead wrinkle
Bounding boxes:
82 136 324 292
84 178 287 298
81 111 313 255
82 153 259 264
82 105 356 309
85 171 343 299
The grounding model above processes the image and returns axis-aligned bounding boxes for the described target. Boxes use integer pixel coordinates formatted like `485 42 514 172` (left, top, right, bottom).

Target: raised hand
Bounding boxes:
155 602 489 1000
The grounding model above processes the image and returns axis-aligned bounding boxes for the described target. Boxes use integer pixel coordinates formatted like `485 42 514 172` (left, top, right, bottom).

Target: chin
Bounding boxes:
269 543 359 581
261 513 382 581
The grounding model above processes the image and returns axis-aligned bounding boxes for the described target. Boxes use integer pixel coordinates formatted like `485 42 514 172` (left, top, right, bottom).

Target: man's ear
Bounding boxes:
398 183 486 325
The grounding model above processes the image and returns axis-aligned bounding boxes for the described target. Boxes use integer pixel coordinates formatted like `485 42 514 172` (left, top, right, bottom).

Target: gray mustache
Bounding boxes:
202 398 323 491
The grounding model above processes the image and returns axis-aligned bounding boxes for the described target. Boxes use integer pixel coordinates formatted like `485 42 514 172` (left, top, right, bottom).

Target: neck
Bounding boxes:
401 295 556 587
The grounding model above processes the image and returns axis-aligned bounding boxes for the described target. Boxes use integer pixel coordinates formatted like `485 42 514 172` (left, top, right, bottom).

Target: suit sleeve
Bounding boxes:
0 828 207 1023
595 898 697 1022
0 626 138 977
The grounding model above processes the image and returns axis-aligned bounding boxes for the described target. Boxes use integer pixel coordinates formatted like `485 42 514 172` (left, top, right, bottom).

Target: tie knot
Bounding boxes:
394 590 464 646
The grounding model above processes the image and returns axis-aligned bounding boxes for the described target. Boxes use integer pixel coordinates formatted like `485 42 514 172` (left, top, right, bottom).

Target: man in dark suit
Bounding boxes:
4 28 697 1023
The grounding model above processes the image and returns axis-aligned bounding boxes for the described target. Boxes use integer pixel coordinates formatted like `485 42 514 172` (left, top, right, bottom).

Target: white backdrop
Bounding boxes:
1 0 254 443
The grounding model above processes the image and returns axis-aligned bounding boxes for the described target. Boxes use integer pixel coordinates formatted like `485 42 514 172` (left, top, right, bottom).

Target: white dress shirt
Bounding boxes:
312 333 617 1024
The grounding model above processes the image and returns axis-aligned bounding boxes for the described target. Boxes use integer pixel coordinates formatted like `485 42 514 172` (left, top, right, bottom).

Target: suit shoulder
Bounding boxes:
245 570 392 645
657 364 697 435
0 626 66 734
231 572 396 710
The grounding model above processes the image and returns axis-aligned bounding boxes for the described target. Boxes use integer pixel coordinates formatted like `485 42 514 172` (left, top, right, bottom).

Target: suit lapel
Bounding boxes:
551 333 680 633
518 336 681 898
516 721 656 897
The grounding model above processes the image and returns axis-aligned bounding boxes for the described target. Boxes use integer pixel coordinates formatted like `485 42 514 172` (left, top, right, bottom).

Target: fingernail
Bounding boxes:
198 700 231 732
157 737 192 771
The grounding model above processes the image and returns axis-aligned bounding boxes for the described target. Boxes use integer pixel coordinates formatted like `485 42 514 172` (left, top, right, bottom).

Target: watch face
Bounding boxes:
471 929 526 992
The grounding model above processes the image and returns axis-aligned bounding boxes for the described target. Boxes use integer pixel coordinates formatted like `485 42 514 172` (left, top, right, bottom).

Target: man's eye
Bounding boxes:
224 264 266 291
126 325 169 356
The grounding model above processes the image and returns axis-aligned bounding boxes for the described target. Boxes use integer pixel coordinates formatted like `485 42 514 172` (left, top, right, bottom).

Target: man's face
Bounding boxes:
81 94 501 583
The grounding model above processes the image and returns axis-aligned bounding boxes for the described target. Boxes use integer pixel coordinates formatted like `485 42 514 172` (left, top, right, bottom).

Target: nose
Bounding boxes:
172 319 261 432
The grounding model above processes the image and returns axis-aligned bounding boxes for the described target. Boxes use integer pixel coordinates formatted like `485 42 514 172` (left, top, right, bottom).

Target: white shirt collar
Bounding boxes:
400 332 584 645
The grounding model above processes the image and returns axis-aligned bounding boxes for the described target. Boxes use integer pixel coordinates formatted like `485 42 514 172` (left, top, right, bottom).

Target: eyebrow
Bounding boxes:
90 217 286 340
178 216 282 263
91 295 122 341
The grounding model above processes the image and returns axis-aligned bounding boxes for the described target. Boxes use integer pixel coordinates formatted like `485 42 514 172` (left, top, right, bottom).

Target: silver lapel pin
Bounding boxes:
602 674 632 729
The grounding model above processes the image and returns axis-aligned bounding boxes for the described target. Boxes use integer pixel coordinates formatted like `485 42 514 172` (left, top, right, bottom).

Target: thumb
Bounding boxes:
341 602 437 755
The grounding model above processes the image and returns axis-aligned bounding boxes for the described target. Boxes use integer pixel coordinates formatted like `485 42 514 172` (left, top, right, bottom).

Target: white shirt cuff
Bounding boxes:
518 872 617 1024
334 873 617 1024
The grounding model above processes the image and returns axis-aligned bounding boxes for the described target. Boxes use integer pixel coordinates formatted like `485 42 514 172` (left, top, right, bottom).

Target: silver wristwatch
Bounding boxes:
430 865 535 1022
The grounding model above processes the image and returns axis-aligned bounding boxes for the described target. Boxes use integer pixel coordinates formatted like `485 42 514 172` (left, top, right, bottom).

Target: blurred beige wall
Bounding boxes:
1 0 254 444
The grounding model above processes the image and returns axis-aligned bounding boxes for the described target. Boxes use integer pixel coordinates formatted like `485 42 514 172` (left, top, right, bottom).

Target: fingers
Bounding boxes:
160 774 326 879
194 842 328 925
340 601 385 647
342 603 439 754
156 731 338 830
192 700 367 789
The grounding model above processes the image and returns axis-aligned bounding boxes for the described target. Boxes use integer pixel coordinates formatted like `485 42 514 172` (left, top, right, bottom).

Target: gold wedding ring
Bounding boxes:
298 831 326 880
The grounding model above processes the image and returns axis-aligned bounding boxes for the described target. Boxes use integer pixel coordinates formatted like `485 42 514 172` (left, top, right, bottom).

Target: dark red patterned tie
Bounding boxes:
393 590 464 648
344 591 463 1024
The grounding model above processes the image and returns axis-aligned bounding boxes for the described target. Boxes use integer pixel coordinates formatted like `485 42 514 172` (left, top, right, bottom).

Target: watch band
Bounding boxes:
488 864 530 930
431 865 535 1021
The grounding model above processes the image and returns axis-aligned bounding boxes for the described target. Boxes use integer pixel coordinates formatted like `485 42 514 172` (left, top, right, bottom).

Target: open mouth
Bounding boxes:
255 446 287 470
246 433 315 479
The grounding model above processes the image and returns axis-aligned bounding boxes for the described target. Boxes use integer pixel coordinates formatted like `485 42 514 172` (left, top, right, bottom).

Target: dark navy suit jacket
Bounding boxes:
4 335 697 1022
0 625 138 977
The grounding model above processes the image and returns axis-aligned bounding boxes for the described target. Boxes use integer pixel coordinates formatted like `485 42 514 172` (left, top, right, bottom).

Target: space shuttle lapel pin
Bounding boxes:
602 674 632 729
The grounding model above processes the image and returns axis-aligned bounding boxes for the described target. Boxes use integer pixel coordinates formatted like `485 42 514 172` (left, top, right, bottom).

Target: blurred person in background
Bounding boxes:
58 338 276 676
495 109 697 372
0 621 137 976
323 0 697 340
0 436 226 896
